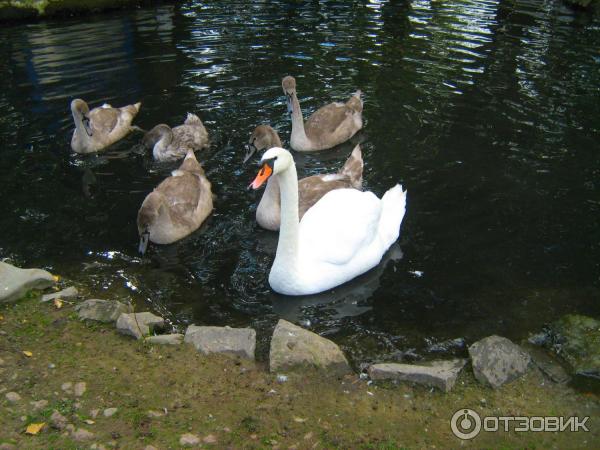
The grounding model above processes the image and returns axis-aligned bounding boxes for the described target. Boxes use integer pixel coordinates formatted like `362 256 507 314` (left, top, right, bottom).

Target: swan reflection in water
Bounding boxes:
270 243 403 322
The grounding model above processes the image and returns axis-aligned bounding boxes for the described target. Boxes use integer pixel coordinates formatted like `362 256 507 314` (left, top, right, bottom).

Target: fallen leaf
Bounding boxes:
0 314 3 321
53 298 63 309
25 422 45 435
294 417 308 423
23 351 33 357
52 275 61 282
84 419 95 425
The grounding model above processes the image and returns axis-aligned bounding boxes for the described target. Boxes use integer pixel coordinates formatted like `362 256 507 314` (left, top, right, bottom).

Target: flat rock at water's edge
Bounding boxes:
0 261 55 303
469 335 531 388
184 326 255 359
531 314 600 380
146 333 184 345
75 299 132 323
269 319 351 375
116 312 164 339
41 286 79 302
368 359 468 392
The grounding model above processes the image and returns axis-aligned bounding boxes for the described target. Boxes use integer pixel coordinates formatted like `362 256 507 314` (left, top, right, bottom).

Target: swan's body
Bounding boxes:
137 150 213 253
71 99 141 153
247 125 363 231
251 148 406 296
282 76 363 152
143 113 209 162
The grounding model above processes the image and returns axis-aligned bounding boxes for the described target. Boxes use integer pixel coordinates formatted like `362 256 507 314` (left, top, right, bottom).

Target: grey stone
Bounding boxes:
61 382 73 394
368 359 468 392
179 433 200 446
72 428 94 441
30 399 48 410
146 333 184 345
5 392 21 402
522 343 570 384
0 261 55 303
184 325 256 359
74 382 86 397
50 410 68 430
541 314 600 379
116 312 164 339
469 335 531 388
103 407 118 417
75 299 132 323
269 319 351 375
203 434 217 444
41 286 79 303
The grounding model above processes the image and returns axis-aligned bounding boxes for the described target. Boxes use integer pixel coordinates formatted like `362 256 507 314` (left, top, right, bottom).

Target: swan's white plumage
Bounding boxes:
259 147 407 296
300 189 382 266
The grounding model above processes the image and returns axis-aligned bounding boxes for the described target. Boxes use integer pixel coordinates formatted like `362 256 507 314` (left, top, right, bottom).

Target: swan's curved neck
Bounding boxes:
73 112 89 141
289 93 308 143
273 162 300 273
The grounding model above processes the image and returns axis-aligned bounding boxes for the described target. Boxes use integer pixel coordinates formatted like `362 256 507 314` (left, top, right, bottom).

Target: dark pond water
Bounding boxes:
1 0 599 366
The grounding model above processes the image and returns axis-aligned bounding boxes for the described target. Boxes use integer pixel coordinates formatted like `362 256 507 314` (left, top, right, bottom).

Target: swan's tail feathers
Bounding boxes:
339 144 364 189
347 90 363 113
184 112 203 125
123 102 142 117
377 184 407 248
178 149 204 174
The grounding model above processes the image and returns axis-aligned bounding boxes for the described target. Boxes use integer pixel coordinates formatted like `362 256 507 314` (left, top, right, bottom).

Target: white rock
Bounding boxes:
103 407 118 417
74 382 86 397
61 382 73 394
5 392 21 402
41 286 78 303
179 433 200 446
146 334 184 345
0 261 55 303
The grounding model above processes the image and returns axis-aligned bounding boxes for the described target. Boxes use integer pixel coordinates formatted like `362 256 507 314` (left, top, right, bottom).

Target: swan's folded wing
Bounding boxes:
298 174 353 218
89 107 119 135
299 189 381 265
157 173 202 225
304 103 351 137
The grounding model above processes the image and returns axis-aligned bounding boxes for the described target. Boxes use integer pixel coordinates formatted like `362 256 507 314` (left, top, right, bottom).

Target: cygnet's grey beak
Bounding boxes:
243 143 257 164
82 116 93 137
138 231 150 255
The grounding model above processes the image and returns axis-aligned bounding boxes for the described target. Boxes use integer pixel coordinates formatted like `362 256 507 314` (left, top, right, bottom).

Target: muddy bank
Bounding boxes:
1 292 599 448
0 0 165 22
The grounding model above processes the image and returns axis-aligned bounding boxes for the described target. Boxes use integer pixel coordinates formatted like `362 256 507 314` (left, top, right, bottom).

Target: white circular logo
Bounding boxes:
451 408 482 440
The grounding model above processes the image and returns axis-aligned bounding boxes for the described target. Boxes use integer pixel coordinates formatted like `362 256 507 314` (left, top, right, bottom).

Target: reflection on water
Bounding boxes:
0 1 599 366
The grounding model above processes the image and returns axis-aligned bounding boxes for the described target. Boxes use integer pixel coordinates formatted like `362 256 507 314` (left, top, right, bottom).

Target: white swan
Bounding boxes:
250 147 406 296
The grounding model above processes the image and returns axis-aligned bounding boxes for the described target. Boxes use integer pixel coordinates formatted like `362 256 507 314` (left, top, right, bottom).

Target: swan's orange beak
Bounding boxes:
249 163 273 190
